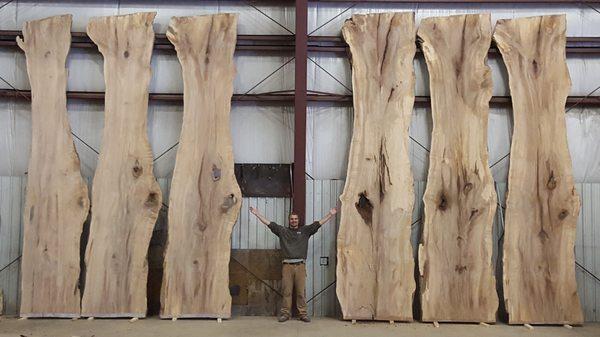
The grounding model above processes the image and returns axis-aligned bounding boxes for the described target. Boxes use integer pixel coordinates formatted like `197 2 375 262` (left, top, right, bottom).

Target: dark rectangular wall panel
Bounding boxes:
417 14 498 323
494 15 583 325
81 12 162 318
336 12 416 321
18 14 90 318
160 14 241 319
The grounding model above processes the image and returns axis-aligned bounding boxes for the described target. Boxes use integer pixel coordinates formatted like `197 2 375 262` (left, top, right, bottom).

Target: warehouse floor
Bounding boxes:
0 317 599 337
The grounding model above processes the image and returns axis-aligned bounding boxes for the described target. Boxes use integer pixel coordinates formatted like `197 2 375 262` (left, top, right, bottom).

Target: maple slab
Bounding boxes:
417 14 498 323
494 15 583 325
81 12 162 318
336 12 416 321
17 14 90 318
159 13 241 319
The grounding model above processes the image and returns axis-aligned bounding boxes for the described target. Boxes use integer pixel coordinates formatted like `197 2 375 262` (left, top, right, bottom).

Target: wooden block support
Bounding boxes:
160 14 241 319
417 14 498 323
17 14 89 318
336 12 416 322
494 15 584 325
81 12 162 317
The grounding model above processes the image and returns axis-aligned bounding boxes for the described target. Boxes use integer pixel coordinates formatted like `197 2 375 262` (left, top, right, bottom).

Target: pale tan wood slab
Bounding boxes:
17 14 89 318
159 13 241 319
336 12 416 321
494 15 583 325
81 12 162 318
417 14 498 323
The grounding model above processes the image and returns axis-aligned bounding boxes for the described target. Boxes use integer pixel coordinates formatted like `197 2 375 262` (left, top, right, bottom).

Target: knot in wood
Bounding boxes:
355 191 373 225
469 208 479 221
547 172 557 190
145 192 159 208
558 209 569 220
221 193 237 211
438 193 448 211
212 164 221 181
132 160 143 178
463 182 473 194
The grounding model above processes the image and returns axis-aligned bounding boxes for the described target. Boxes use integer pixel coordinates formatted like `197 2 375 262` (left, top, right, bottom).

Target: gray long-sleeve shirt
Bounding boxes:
267 221 321 259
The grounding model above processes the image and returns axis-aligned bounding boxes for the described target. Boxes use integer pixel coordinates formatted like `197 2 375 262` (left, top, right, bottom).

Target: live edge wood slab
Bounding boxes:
494 15 584 325
160 14 241 319
18 14 90 318
81 12 162 318
417 14 498 323
336 12 416 321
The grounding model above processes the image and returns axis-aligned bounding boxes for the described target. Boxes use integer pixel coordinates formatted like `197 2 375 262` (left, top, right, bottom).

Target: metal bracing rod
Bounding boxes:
0 0 14 12
489 84 600 170
308 3 357 35
0 77 101 156
152 57 296 163
308 57 353 93
242 57 296 95
582 1 600 15
243 0 295 35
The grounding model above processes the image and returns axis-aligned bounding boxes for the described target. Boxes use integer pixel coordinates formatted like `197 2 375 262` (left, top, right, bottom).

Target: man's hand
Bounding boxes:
319 207 338 225
249 206 270 225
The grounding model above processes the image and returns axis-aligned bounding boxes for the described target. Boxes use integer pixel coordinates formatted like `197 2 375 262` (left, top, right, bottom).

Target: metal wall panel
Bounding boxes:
0 176 25 316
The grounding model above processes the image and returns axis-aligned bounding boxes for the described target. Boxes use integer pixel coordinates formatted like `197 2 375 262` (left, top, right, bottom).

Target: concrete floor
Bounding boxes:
0 317 599 337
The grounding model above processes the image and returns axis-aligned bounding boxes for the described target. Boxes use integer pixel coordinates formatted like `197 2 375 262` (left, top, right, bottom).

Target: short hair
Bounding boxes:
289 212 299 219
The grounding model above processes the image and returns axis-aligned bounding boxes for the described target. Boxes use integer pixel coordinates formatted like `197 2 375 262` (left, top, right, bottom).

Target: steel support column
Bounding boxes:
294 0 308 221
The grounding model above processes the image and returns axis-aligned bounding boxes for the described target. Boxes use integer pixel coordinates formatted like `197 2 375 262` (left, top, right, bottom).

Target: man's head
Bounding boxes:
289 213 300 229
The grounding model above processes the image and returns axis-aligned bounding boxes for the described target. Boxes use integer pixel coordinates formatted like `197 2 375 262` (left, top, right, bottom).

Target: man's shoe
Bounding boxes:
278 315 290 322
299 315 311 322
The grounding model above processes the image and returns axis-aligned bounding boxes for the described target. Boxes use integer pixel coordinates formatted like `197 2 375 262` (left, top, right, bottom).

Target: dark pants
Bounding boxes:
281 263 307 317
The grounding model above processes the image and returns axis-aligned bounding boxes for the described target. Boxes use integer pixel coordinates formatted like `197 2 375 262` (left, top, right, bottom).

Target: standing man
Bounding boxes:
249 206 337 323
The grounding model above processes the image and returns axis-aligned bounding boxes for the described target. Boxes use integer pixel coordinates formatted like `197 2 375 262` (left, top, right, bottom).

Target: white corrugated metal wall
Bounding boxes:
0 0 599 321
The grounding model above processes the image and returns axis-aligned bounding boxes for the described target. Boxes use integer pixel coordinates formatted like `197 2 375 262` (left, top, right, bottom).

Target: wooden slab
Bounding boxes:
494 15 583 325
17 15 90 318
160 14 241 319
417 14 498 323
81 12 162 318
336 12 416 321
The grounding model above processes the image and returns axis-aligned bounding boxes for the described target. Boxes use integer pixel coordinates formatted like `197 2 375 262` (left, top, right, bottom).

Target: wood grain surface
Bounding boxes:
417 14 498 323
159 14 241 319
18 14 90 318
494 15 583 325
336 12 416 321
81 12 162 318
